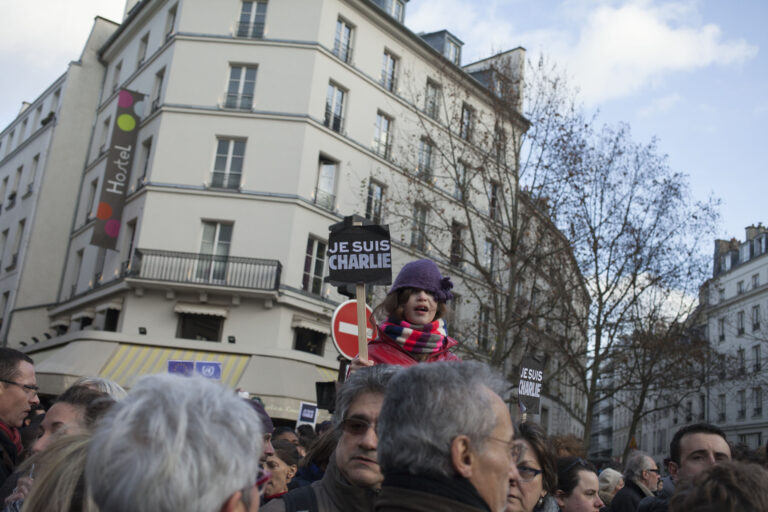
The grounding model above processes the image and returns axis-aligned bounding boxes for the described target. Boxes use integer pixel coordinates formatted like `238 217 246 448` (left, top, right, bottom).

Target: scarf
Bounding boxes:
380 317 449 355
0 422 22 456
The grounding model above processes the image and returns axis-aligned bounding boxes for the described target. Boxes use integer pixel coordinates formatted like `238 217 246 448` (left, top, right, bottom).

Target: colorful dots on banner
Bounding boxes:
117 113 136 132
96 202 113 220
118 90 134 108
105 219 121 238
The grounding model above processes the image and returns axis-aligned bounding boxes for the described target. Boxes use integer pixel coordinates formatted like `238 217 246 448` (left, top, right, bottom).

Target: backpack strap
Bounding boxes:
281 485 319 512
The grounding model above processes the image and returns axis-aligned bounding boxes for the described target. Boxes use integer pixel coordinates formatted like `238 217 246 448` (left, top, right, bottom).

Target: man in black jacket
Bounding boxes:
610 451 659 512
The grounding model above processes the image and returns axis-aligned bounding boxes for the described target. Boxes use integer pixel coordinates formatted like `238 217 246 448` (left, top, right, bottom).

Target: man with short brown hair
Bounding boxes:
0 348 39 487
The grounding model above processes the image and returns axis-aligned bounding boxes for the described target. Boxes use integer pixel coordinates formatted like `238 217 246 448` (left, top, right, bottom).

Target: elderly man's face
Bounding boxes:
468 388 518 512
671 432 731 481
0 361 40 428
640 457 660 490
335 391 384 489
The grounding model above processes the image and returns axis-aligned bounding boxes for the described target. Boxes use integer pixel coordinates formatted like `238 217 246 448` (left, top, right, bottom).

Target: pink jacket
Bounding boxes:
367 333 461 367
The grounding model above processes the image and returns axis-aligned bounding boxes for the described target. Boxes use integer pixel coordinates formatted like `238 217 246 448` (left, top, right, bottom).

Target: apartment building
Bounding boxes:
3 0 589 427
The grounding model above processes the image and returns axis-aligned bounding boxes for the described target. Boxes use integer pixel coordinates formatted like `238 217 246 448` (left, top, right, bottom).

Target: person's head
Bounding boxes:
0 348 39 428
296 424 317 456
668 423 731 482
507 422 557 512
264 439 299 497
378 361 518 512
273 426 299 446
247 398 274 464
33 385 112 454
669 460 768 512
375 259 453 324
20 433 98 512
86 374 264 512
597 468 623 506
72 376 127 400
555 457 603 512
623 451 659 491
333 364 400 489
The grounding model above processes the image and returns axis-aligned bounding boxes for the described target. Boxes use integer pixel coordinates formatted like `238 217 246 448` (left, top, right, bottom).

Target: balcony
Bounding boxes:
223 93 253 111
235 21 265 39
128 249 281 291
314 189 335 210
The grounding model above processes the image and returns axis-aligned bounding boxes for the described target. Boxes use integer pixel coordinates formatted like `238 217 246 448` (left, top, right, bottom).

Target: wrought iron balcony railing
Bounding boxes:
128 249 281 290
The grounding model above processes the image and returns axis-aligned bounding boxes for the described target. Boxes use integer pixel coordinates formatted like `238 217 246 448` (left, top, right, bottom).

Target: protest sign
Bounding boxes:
518 356 544 415
296 401 318 429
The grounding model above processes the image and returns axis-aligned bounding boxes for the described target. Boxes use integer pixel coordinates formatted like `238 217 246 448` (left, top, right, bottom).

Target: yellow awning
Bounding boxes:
99 344 248 389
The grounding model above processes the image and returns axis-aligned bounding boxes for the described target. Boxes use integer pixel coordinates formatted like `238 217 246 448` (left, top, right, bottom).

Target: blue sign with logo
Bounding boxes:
195 361 222 380
168 360 194 376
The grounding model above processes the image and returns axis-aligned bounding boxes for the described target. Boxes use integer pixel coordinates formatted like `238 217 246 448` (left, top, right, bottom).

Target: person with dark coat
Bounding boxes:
610 451 659 512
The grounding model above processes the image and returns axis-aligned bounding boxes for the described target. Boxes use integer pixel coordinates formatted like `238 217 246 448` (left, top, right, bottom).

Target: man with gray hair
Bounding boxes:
375 361 520 512
86 373 264 512
610 450 660 512
263 365 400 512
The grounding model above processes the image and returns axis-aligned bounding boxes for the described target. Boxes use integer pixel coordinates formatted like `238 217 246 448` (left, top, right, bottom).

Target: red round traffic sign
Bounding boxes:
332 300 376 360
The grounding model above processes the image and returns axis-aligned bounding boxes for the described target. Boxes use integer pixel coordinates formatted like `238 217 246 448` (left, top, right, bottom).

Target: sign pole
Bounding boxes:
356 282 368 362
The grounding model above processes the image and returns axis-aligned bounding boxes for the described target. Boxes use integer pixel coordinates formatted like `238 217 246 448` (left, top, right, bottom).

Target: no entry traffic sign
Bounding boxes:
332 300 376 360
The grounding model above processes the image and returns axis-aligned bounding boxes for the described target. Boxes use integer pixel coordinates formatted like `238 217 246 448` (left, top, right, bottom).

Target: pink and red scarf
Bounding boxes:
380 317 449 355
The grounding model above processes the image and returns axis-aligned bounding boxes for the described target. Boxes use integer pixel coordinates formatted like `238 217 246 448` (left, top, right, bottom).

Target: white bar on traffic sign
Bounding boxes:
339 321 373 338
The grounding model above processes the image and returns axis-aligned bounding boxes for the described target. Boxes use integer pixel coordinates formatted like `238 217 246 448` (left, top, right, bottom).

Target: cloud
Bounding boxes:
637 93 682 117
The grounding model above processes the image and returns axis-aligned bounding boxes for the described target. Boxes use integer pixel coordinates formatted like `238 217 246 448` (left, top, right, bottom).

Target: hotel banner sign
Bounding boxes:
91 89 144 249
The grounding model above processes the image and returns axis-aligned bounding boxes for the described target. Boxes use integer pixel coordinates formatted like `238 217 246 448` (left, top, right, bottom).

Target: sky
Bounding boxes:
0 0 764 242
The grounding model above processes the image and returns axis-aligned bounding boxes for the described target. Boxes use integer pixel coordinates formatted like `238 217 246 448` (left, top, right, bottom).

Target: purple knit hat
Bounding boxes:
388 259 454 302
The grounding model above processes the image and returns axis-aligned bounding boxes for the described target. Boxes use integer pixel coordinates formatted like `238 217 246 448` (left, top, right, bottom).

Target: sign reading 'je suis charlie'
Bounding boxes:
91 89 145 250
326 220 392 286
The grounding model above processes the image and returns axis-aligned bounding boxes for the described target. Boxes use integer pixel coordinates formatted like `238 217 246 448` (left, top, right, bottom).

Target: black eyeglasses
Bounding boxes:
647 468 660 474
0 379 39 396
517 465 544 482
340 417 375 436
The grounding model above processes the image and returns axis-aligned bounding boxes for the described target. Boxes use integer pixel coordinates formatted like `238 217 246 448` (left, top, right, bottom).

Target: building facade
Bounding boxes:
2 0 588 427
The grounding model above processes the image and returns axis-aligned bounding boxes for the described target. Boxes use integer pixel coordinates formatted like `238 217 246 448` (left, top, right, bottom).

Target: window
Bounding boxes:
104 309 120 332
450 222 464 267
85 179 98 222
197 222 232 282
122 219 137 271
0 292 8 327
211 138 245 189
333 18 353 63
237 1 268 38
479 306 490 349
51 89 60 112
754 387 763 417
373 112 392 158
8 220 25 270
417 139 433 180
302 238 326 295
454 161 466 200
0 230 7 268
738 347 746 373
737 280 744 294
737 310 745 335
8 166 22 206
411 204 428 251
99 117 110 155
753 273 760 289
460 103 472 140
718 288 725 302
381 50 397 91
33 106 42 128
138 138 152 186
177 314 223 342
225 65 257 110
738 390 746 419
754 305 761 331
365 181 384 224
294 328 326 355
380 0 405 22
137 33 149 66
93 247 106 285
315 158 337 209
111 61 122 93
0 178 7 205
446 39 461 65
488 181 500 220
19 120 27 141
753 345 761 372
718 394 726 422
151 68 165 112
424 80 440 119
26 154 39 194
5 131 13 154
483 239 495 271
324 83 345 132
717 317 725 342
165 4 177 39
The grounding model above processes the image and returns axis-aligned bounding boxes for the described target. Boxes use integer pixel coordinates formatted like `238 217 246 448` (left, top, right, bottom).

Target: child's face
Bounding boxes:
403 289 438 325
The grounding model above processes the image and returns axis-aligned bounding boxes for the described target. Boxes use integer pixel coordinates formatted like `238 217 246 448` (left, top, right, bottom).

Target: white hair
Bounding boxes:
86 374 262 512
73 376 127 400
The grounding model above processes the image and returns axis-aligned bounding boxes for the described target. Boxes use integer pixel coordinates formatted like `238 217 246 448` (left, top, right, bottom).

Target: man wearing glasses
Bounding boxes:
0 348 39 488
375 361 521 512
610 451 660 512
262 365 400 512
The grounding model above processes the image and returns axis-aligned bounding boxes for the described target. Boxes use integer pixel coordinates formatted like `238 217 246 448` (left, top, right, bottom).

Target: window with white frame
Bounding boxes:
237 1 268 38
211 138 245 189
324 83 345 132
99 117 110 155
26 154 39 194
8 220 25 269
411 204 428 251
483 239 495 271
381 50 397 92
137 33 149 66
366 181 384 224
165 4 177 39
446 39 461 65
315 158 337 209
111 61 122 93
754 387 763 416
151 68 165 112
754 305 761 331
460 103 472 140
373 112 392 159
302 237 326 295
138 137 152 186
225 65 257 110
753 345 761 372
197 221 232 282
417 139 433 179
454 160 466 200
753 273 760 289
380 0 405 22
85 179 98 222
333 18 353 63
738 280 744 294
0 230 7 268
737 310 745 335
425 80 440 119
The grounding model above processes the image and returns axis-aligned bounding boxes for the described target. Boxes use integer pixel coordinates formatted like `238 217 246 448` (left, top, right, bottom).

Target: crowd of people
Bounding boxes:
0 258 765 511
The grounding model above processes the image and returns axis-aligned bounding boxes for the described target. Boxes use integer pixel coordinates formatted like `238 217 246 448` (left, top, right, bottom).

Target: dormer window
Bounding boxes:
446 39 460 65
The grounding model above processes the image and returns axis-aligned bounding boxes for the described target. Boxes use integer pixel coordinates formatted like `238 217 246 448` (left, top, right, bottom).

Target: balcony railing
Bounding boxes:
235 21 265 39
129 249 281 290
223 93 254 110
